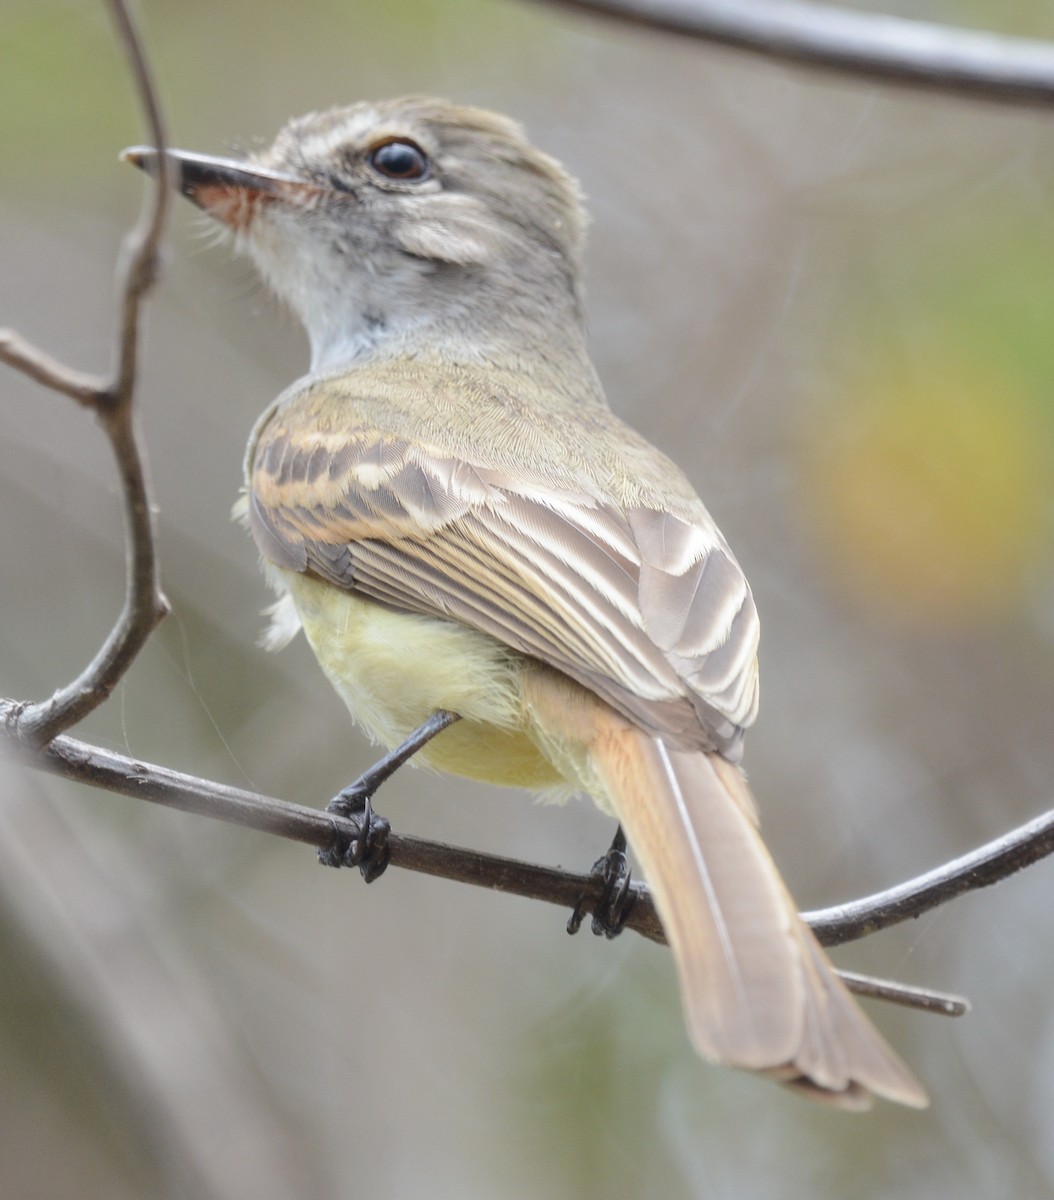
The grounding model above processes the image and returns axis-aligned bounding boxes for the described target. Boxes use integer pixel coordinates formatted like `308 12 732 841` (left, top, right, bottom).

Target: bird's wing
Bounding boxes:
249 425 759 753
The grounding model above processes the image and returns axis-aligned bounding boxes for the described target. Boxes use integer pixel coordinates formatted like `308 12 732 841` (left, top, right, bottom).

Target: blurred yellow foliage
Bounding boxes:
807 369 1046 627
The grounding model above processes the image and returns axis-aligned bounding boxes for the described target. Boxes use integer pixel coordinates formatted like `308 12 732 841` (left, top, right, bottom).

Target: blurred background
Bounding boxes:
2 0 1054 1196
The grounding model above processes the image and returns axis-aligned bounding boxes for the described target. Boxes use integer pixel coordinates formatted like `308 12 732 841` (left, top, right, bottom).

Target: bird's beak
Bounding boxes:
121 146 318 229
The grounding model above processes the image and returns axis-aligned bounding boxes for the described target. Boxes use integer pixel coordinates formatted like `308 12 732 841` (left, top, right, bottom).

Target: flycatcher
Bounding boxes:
126 98 926 1109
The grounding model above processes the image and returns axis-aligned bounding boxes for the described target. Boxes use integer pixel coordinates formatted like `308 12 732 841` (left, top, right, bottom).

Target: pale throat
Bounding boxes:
297 270 590 378
251 228 589 377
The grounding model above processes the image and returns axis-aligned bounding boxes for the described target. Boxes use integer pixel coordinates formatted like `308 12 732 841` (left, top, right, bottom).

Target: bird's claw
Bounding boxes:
318 786 391 882
567 827 638 939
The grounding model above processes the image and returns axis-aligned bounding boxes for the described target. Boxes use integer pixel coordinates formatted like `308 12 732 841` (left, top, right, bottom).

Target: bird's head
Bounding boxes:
125 98 589 371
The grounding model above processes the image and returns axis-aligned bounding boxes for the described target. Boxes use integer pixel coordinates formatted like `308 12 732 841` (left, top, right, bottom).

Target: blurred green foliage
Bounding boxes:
0 4 132 190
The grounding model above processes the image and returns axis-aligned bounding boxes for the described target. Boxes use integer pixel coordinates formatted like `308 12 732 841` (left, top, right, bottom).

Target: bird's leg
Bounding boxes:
567 824 639 939
318 709 461 879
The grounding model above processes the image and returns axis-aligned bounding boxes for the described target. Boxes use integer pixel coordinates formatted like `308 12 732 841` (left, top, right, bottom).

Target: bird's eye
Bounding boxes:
367 139 430 181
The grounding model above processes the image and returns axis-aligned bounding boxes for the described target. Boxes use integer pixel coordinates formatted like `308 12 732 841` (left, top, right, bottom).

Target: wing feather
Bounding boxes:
250 428 760 751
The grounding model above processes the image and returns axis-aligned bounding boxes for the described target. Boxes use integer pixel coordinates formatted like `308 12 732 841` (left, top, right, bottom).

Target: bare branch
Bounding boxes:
836 971 967 1018
540 0 1054 107
107 0 171 400
0 330 103 406
803 807 1054 946
12 697 1034 1019
0 0 170 746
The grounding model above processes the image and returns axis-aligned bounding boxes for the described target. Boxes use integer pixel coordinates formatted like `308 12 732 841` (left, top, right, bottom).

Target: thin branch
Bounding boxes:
803 807 1054 946
0 331 103 405
540 0 1054 107
0 0 170 746
12 699 1035 1018
836 971 967 1018
107 0 171 400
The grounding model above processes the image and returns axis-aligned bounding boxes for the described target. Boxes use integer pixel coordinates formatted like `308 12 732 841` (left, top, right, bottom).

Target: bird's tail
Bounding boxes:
589 722 927 1109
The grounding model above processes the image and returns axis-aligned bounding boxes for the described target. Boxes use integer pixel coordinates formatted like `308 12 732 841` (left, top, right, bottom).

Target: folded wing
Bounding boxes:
250 427 759 754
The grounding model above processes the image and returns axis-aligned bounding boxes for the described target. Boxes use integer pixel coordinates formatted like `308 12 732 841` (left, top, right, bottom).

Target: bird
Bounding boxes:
124 97 927 1109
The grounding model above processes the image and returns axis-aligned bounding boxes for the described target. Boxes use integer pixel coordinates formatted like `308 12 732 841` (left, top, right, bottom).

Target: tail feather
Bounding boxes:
591 725 927 1109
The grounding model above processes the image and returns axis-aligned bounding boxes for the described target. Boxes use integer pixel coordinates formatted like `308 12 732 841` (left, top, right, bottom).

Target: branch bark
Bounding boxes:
0 0 170 747
540 0 1054 107
23 699 1054 1018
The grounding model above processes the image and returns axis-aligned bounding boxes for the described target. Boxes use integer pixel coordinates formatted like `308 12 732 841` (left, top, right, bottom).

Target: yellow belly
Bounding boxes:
280 571 568 792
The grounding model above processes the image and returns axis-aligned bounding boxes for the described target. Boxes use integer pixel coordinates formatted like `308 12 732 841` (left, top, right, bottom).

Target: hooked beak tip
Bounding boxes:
119 146 317 231
120 145 153 171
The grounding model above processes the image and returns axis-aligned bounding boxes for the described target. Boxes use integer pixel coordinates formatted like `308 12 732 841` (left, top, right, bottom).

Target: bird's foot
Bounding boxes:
316 709 460 880
318 785 392 881
567 825 638 939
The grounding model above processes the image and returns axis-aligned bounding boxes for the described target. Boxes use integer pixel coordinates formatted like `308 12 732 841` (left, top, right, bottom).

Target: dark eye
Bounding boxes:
367 139 429 181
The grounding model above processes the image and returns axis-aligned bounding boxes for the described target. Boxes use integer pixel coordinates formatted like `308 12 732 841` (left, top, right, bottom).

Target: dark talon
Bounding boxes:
316 709 460 879
318 785 392 880
567 825 638 939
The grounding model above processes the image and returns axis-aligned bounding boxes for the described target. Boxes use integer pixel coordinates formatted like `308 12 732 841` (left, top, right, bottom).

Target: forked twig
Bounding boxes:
0 0 170 747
